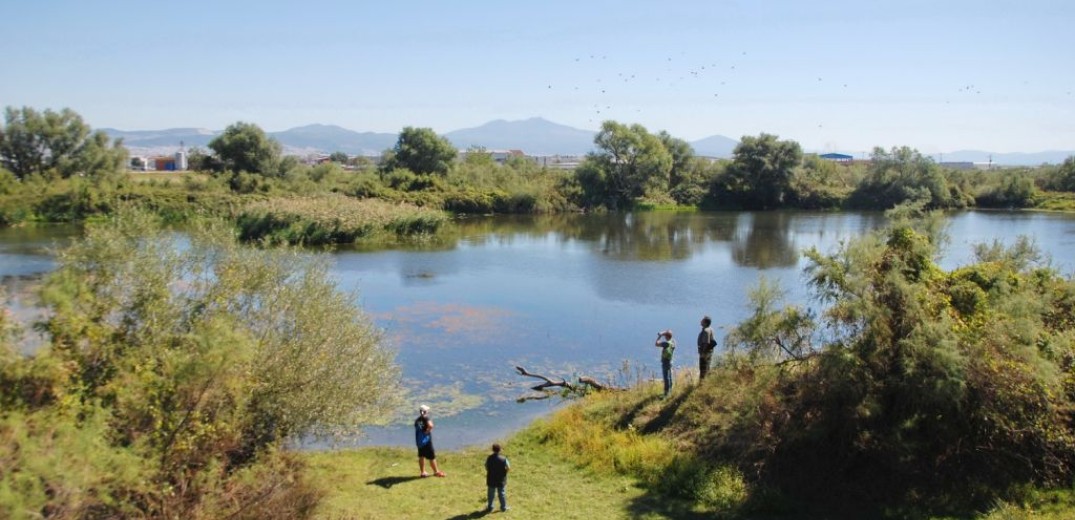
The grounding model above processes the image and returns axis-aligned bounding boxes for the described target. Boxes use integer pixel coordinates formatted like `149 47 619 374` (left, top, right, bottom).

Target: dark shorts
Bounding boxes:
418 443 436 460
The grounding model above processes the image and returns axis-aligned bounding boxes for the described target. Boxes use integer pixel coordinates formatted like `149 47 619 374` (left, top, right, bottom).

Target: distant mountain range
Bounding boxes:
103 117 739 158
103 127 218 149
103 118 1071 165
444 118 599 156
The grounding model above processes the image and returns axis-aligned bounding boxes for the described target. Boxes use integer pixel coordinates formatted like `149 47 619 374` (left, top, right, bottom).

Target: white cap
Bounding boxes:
419 404 430 413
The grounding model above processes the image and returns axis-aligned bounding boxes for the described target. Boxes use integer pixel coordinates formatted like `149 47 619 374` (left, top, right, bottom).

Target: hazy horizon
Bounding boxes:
2 1 1073 155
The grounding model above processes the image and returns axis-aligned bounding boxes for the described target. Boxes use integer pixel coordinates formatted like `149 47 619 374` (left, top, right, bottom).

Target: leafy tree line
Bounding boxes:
4 105 1075 228
179 121 573 214
357 121 1071 213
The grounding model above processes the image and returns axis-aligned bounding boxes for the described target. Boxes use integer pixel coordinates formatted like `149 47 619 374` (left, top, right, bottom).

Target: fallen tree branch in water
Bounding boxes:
514 366 576 392
513 366 622 397
577 376 616 392
515 393 555 403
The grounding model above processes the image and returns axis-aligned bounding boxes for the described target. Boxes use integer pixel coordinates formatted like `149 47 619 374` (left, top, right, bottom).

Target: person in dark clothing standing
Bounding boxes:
414 405 445 477
484 443 510 512
697 315 717 380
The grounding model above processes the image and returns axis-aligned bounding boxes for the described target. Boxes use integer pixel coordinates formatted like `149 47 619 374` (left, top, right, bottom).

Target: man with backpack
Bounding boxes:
697 315 717 380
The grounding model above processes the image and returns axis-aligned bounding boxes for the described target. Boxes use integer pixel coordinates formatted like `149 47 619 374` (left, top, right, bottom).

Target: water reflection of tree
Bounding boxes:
338 212 810 268
450 213 740 262
577 213 740 262
731 212 799 269
593 213 703 261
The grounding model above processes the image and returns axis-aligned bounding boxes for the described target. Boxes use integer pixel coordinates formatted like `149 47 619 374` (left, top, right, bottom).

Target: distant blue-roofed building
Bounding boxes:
819 153 853 162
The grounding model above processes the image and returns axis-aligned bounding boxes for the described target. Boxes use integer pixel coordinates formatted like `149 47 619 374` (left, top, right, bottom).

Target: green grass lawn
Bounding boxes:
304 432 1075 520
303 426 708 520
303 382 1075 520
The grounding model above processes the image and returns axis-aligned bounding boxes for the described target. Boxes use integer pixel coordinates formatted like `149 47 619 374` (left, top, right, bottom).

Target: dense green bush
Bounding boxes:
976 171 1041 208
0 171 246 226
0 169 34 225
1043 156 1075 192
382 168 443 191
339 171 388 198
0 213 399 518
710 213 1075 512
847 147 973 210
440 187 506 213
34 178 115 222
786 156 860 209
439 187 544 214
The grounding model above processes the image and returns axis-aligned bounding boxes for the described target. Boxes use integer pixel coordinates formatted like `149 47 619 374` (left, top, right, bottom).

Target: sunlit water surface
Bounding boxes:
3 211 1075 449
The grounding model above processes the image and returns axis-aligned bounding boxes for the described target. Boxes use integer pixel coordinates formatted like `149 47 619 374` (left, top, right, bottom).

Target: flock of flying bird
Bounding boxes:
532 51 1069 144
540 50 859 129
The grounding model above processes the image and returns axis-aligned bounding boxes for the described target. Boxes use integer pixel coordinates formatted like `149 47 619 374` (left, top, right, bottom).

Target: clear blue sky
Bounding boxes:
2 0 1072 154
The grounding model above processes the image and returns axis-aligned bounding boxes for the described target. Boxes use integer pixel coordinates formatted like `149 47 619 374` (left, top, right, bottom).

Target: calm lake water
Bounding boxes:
4 211 1075 449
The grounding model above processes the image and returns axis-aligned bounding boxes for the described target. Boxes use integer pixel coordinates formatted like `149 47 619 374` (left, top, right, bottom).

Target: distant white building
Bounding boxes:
129 156 151 171
459 149 527 164
455 149 586 170
128 151 188 172
939 161 975 171
533 155 585 170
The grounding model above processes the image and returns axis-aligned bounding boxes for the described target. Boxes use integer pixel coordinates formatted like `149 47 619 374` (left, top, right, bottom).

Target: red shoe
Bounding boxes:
433 471 446 477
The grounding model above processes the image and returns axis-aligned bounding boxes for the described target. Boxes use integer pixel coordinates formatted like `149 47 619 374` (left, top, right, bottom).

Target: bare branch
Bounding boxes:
578 376 614 391
514 365 576 391
513 366 623 395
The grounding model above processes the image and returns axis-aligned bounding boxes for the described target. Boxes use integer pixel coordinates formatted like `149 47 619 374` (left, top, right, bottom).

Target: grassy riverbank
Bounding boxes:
304 432 691 520
304 379 1075 519
304 383 737 520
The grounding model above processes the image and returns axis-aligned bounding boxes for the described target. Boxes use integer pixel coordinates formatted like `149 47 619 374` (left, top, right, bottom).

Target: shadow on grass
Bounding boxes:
613 381 697 433
443 509 492 520
625 494 717 520
366 475 423 488
614 391 663 430
638 385 694 434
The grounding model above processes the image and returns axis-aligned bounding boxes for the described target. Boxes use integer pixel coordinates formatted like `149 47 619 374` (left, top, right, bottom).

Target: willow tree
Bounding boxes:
0 106 127 179
721 133 802 209
207 121 284 175
380 126 457 176
576 121 673 209
2 212 399 518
